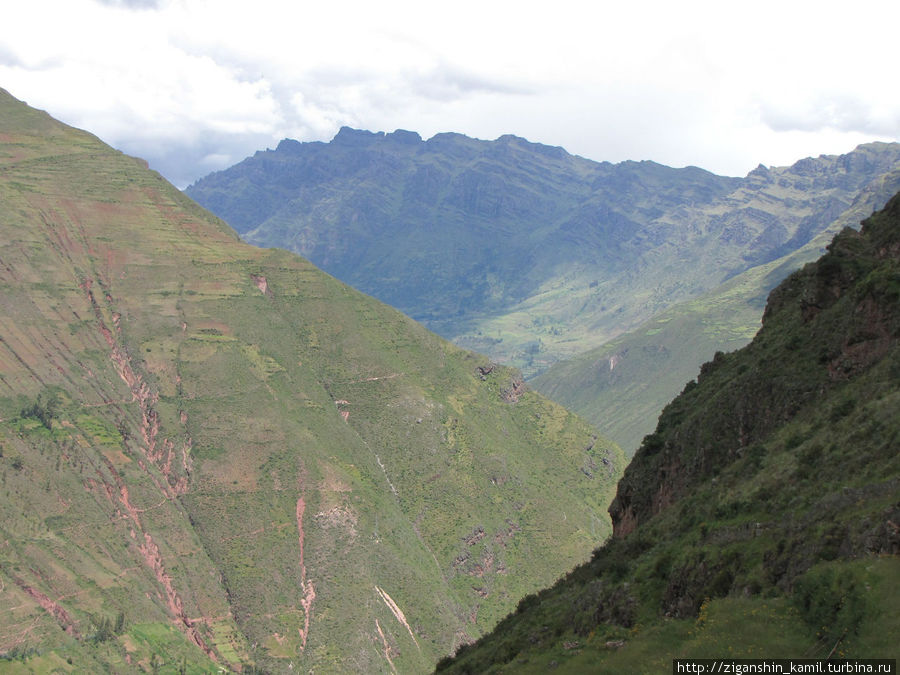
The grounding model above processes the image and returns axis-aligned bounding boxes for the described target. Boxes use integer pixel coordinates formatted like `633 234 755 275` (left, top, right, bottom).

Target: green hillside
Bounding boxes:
437 191 900 673
186 130 900 377
532 164 900 454
0 89 624 673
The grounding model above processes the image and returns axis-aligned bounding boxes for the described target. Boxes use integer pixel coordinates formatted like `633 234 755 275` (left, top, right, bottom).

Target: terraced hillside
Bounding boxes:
0 89 623 673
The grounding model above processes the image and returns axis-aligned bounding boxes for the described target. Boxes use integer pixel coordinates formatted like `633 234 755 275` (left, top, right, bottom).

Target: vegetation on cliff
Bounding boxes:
532 163 900 454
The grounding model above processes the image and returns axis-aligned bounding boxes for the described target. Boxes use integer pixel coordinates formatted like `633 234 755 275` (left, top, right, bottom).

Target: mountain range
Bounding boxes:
439 186 900 673
0 88 624 673
186 130 900 383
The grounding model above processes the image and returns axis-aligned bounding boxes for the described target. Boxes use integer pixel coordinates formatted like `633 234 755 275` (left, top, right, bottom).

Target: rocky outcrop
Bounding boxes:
500 377 526 403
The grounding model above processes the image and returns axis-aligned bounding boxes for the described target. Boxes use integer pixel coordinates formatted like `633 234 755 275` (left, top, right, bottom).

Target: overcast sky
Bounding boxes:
2 0 898 188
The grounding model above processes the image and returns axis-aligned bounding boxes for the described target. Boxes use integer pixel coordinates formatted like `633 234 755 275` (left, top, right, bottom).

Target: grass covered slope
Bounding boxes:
438 192 900 673
0 88 624 673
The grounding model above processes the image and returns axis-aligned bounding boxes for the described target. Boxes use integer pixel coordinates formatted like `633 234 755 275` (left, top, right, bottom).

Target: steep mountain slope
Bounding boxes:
0 89 624 673
438 192 900 673
186 131 900 376
532 164 900 454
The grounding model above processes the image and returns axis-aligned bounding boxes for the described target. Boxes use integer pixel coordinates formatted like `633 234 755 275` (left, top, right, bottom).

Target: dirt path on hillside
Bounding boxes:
296 495 316 652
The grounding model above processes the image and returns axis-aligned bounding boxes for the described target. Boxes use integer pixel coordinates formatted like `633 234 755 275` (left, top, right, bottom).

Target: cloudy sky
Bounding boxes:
2 0 898 188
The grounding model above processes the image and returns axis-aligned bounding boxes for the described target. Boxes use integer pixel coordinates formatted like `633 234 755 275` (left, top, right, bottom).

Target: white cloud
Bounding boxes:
1 0 898 187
